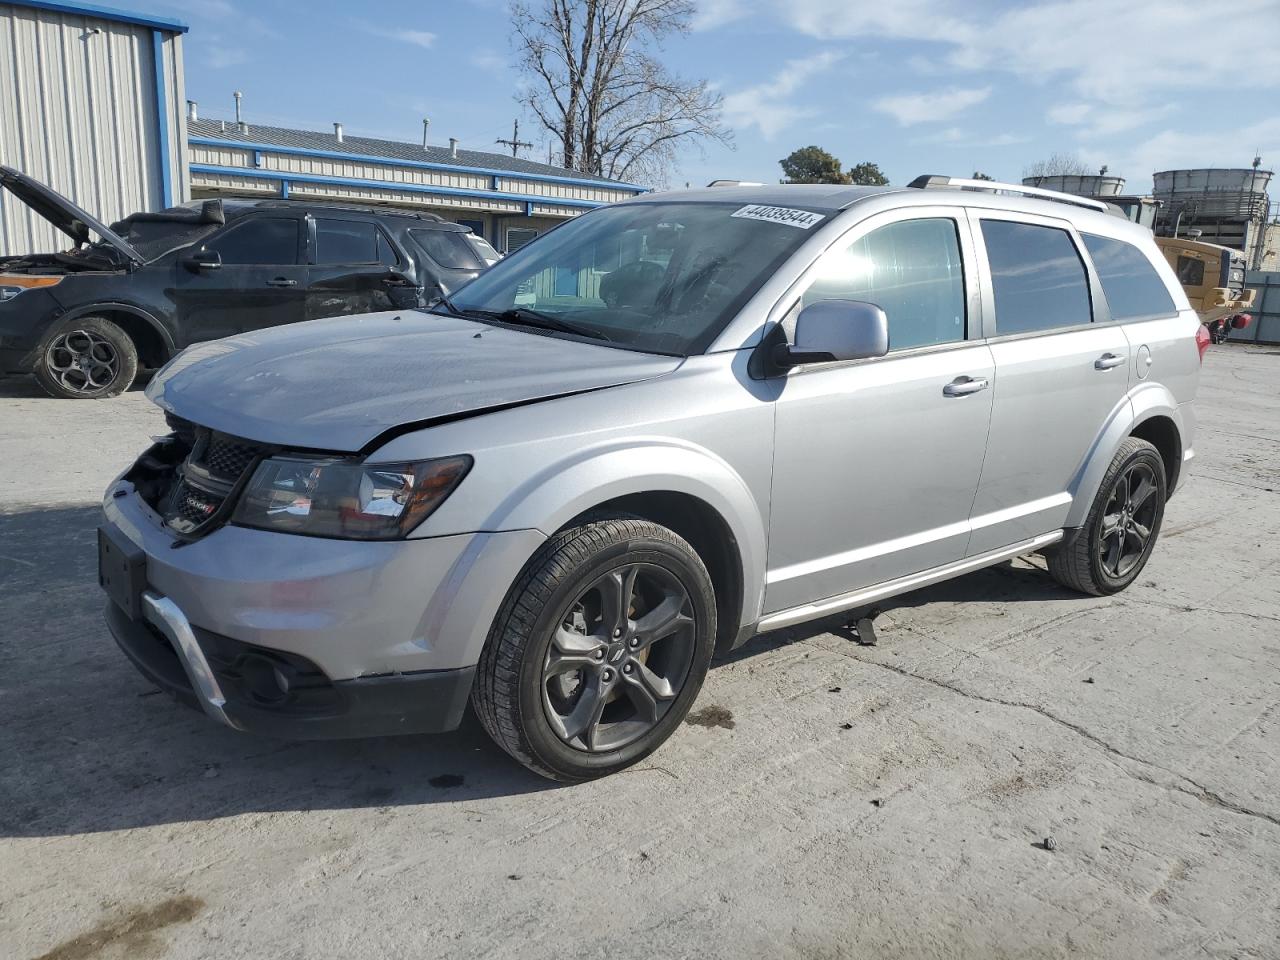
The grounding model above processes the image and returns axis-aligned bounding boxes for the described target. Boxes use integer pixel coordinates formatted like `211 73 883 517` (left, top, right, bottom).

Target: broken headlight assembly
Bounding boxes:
231 455 472 540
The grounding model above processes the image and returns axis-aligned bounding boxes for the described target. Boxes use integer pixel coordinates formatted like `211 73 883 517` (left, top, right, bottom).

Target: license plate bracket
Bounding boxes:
98 523 146 620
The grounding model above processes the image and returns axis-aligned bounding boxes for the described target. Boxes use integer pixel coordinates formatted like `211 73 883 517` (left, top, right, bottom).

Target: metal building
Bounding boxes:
0 1 189 257
185 116 647 253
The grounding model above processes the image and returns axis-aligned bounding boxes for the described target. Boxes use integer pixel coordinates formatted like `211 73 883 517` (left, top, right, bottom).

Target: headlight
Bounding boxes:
231 455 472 540
0 275 63 301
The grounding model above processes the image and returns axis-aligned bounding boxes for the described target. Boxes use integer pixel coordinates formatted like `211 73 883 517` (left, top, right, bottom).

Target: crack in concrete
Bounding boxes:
828 648 1280 831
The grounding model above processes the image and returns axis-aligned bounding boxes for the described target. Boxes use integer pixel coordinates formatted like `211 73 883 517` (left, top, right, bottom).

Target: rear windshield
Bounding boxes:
411 228 484 271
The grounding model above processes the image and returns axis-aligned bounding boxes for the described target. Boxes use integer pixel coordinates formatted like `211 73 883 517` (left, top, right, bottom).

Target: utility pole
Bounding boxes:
496 119 533 158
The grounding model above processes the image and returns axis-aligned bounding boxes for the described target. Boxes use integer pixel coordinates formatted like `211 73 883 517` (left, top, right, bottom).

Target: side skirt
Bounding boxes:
752 531 1064 634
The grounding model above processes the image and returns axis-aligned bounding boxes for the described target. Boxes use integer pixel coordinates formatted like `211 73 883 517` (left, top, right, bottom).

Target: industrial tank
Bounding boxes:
1153 168 1273 219
1021 174 1126 197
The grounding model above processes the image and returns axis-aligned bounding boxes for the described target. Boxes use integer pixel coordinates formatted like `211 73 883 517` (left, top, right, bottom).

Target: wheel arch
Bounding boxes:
452 440 769 650
1065 383 1186 528
566 491 746 656
61 303 174 369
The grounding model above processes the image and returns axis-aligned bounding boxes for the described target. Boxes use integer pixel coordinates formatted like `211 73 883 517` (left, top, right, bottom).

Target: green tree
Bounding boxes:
780 146 850 184
847 161 889 186
972 170 995 181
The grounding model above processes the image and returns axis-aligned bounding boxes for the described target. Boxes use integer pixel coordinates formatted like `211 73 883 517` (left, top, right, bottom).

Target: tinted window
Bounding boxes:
315 219 379 264
208 217 299 265
410 228 483 270
1176 255 1205 287
377 231 401 267
803 218 966 350
981 220 1091 334
1081 233 1175 319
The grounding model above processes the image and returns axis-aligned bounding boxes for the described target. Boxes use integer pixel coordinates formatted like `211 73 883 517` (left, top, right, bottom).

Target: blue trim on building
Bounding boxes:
8 0 188 33
188 164 606 210
187 136 648 193
150 30 173 207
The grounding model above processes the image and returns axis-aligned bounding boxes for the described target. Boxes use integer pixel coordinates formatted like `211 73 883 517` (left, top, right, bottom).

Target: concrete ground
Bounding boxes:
1 344 1278 960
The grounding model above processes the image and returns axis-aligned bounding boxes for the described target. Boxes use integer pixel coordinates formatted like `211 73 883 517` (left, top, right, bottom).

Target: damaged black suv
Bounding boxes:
0 166 490 398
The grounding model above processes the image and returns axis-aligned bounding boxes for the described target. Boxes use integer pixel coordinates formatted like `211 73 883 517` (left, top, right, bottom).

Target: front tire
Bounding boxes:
473 516 717 782
1047 437 1167 596
33 316 138 399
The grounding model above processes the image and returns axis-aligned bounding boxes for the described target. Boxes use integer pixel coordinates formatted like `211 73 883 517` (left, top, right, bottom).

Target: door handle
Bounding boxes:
943 376 990 397
381 276 412 287
1094 352 1127 370
266 277 298 287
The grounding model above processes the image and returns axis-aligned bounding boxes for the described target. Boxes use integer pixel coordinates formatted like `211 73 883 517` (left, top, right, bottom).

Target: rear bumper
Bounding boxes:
105 595 475 738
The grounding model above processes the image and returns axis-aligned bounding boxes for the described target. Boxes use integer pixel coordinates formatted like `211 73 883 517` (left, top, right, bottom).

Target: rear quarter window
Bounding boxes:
1081 233 1175 320
410 228 483 271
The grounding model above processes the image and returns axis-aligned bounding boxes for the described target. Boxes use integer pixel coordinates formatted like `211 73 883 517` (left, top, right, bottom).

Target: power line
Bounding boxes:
496 119 533 158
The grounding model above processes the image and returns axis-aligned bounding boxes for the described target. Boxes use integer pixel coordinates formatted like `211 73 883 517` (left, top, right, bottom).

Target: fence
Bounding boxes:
1230 271 1280 344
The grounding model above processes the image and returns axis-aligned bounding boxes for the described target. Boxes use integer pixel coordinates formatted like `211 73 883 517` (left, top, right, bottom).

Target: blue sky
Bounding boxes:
140 0 1280 193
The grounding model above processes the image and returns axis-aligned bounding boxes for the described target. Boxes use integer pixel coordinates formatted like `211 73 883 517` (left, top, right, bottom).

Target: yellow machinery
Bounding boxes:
1155 236 1255 323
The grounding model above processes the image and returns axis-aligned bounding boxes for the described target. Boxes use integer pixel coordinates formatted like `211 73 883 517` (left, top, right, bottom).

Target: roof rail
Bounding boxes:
907 174 1113 214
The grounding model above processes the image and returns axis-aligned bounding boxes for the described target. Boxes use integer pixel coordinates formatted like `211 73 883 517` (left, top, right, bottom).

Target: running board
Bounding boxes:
755 531 1064 633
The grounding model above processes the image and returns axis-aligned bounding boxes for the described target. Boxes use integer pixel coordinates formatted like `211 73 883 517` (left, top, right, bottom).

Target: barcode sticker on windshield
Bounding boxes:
731 205 825 229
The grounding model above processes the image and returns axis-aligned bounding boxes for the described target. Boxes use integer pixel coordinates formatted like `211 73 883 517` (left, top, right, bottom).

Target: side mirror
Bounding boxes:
183 249 221 273
775 299 890 367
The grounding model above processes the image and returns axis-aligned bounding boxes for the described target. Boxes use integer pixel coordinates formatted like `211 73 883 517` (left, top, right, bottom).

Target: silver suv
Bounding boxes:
100 177 1203 781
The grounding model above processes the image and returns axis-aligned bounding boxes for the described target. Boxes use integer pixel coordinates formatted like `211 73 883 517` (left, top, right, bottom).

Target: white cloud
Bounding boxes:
206 44 247 69
873 87 991 126
778 0 1280 106
916 126 1029 147
721 51 844 139
470 49 507 71
1047 101 1177 139
364 26 437 49
692 0 751 29
1083 116 1280 191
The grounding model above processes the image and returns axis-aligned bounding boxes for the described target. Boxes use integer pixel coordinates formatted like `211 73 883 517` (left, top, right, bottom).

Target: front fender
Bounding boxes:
1064 381 1187 528
441 437 770 629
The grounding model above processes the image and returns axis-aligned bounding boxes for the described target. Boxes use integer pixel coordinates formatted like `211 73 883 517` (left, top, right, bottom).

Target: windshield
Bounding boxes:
444 201 823 355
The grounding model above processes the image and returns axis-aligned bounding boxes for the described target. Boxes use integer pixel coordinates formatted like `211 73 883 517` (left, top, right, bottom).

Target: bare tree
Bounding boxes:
1023 152 1092 182
512 0 731 186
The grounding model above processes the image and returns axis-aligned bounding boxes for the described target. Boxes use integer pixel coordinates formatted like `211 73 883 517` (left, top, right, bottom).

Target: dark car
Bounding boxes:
0 165 488 398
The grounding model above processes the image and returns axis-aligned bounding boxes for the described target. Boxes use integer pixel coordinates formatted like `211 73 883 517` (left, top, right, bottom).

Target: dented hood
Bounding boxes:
146 311 681 451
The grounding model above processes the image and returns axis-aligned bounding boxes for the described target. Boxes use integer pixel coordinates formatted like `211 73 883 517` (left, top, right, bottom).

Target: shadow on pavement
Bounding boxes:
1 501 1080 838
0 504 557 839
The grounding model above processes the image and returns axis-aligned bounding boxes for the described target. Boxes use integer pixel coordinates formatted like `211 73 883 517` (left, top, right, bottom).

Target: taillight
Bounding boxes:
1195 324 1211 362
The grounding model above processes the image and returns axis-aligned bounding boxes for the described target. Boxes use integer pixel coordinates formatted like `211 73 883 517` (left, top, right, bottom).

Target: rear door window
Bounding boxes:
980 220 1091 335
207 217 300 265
1081 233 1175 319
410 228 483 270
315 219 380 264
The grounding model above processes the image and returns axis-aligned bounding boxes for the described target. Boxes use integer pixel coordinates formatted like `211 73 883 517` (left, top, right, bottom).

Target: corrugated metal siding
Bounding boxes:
0 3 187 256
500 176 634 204
190 171 527 214
1233 272 1280 345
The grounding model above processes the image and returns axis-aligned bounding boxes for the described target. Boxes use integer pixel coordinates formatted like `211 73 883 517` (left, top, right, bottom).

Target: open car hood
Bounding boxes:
147 311 683 452
0 165 142 264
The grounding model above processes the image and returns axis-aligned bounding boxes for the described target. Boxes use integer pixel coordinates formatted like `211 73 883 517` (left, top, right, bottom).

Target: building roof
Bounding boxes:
187 118 644 191
7 0 188 33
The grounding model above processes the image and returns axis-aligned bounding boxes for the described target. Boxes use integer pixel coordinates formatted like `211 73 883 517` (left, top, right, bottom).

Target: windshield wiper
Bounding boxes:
428 291 467 317
472 307 612 342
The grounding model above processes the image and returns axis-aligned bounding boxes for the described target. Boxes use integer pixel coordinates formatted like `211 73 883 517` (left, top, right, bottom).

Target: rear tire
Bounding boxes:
473 515 716 782
33 316 138 399
1047 437 1167 596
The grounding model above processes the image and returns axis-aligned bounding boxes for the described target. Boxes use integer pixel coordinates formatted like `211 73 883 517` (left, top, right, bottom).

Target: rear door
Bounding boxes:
171 213 306 341
965 212 1131 555
305 215 411 320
